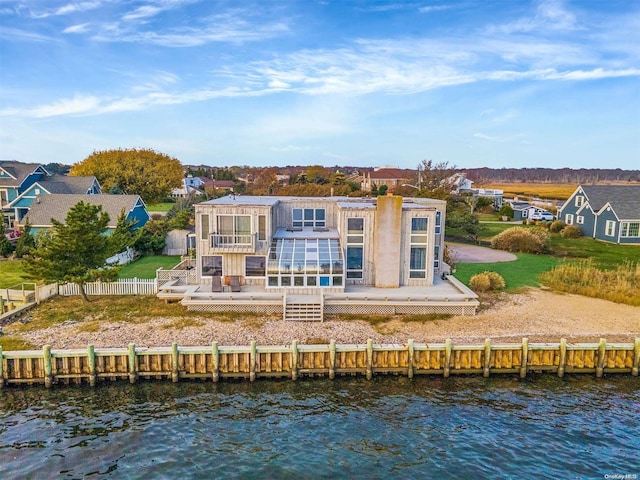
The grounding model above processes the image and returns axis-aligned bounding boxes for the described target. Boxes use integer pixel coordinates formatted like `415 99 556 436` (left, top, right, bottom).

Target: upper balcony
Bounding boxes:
209 233 257 253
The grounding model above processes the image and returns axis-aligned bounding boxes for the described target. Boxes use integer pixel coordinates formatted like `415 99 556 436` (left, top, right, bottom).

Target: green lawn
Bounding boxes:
118 255 182 278
453 253 561 291
547 236 640 270
0 260 30 288
146 202 176 212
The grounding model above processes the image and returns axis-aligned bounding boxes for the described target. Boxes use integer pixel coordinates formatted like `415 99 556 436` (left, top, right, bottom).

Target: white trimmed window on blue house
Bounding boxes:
620 222 639 238
605 220 616 237
577 216 584 224
575 195 584 207
565 214 574 225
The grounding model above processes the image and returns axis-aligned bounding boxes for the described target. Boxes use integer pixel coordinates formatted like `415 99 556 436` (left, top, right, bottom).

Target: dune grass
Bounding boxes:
539 260 640 306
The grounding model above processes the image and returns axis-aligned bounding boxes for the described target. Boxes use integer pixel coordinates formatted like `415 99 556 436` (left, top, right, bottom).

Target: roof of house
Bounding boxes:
37 175 98 194
211 180 235 188
22 194 144 227
581 185 640 219
366 168 412 179
0 161 48 186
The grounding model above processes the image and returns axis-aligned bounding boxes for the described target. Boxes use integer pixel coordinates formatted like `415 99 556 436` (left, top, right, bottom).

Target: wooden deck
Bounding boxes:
157 275 480 318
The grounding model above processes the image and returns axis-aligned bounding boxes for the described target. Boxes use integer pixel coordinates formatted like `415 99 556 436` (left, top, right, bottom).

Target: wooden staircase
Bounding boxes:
284 294 323 321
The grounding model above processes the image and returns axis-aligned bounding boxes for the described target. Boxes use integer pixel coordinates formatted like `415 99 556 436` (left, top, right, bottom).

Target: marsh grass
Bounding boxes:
161 318 205 330
0 336 36 351
400 313 453 323
10 296 202 332
539 260 640 306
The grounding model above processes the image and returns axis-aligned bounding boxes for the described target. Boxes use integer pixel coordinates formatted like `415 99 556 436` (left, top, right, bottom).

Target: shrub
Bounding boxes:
470 271 506 292
491 227 549 254
549 220 567 233
498 204 514 219
469 273 491 292
560 225 583 239
485 271 506 290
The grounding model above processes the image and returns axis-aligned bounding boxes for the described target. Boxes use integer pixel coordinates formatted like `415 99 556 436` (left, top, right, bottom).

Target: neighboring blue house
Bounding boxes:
19 194 150 234
507 201 553 221
7 175 101 224
558 185 640 244
0 161 50 228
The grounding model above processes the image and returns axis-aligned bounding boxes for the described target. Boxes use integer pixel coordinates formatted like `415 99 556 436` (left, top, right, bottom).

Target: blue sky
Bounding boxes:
1 0 639 170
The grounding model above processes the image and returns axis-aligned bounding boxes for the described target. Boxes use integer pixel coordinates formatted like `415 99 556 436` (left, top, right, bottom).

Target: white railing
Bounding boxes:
209 233 256 252
58 278 157 296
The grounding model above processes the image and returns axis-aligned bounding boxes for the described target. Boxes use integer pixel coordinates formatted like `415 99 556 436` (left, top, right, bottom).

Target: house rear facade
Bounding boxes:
558 185 640 244
194 195 446 293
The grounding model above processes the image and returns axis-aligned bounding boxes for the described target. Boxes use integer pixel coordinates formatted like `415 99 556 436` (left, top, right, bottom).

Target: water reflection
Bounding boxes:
0 376 638 479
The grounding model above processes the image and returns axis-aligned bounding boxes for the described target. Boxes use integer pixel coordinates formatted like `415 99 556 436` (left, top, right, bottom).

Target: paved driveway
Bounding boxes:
448 243 517 263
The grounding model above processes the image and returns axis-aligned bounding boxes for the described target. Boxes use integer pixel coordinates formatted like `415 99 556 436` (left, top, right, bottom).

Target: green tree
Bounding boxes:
69 148 183 204
14 219 36 258
107 210 140 256
499 203 514 219
24 201 118 302
0 223 13 257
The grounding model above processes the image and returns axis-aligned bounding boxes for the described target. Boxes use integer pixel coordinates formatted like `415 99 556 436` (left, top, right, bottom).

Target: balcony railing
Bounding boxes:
209 233 256 253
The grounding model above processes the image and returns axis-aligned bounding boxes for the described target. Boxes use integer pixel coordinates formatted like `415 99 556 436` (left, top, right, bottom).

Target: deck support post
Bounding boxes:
87 344 96 387
171 342 179 382
250 341 257 382
0 346 4 388
212 342 219 382
596 338 606 378
444 339 452 378
632 338 640 377
483 339 491 378
366 339 373 380
558 338 567 378
0 296 4 314
520 338 528 379
43 345 53 388
128 343 137 384
291 340 298 381
329 340 336 379
407 339 414 379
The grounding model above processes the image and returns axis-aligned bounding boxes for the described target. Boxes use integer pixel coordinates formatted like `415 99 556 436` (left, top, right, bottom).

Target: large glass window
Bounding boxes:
245 256 266 277
435 211 441 234
292 208 326 228
621 222 640 237
200 214 209 240
216 215 251 245
410 217 428 279
202 256 222 276
346 217 364 279
267 238 343 288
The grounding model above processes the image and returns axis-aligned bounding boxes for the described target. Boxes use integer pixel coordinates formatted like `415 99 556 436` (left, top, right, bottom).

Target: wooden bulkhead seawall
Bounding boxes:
1 338 638 388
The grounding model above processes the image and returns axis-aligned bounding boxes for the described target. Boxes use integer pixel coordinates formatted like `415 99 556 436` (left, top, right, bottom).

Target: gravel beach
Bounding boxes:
10 288 639 349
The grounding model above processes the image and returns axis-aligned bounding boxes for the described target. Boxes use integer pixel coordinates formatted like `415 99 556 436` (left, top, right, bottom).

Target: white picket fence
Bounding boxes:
57 278 157 297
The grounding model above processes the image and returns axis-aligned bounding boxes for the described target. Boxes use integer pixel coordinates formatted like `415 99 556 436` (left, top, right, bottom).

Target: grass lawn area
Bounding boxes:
118 255 182 279
453 253 561 291
547 236 640 270
118 255 180 278
146 202 175 212
0 260 30 288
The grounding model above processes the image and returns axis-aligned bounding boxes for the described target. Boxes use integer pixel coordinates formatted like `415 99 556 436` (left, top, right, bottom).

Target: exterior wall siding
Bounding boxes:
595 207 619 243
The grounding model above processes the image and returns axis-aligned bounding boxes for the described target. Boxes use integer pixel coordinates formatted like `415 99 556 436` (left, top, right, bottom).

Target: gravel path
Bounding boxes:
447 243 517 263
10 289 639 348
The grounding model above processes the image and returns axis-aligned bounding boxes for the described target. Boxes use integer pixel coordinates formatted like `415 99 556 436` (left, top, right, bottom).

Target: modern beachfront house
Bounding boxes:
158 194 479 320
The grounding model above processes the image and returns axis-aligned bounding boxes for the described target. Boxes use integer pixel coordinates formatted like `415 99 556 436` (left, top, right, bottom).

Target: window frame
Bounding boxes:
620 222 640 238
201 255 222 276
245 256 266 277
409 216 429 279
605 220 616 237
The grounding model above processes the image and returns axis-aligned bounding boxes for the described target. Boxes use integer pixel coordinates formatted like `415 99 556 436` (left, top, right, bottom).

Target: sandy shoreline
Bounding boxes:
8 288 639 349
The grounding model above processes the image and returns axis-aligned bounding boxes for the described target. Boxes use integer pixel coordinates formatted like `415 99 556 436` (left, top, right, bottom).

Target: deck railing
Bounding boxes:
209 233 256 253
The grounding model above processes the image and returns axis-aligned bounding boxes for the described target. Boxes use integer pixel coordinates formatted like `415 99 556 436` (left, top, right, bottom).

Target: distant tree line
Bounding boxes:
464 168 640 185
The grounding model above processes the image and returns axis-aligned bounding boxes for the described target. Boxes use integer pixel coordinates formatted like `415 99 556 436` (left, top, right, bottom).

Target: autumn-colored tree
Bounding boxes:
70 148 183 204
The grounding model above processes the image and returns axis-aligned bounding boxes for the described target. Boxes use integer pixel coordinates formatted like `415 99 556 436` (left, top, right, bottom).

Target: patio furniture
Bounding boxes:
230 275 241 292
212 275 223 293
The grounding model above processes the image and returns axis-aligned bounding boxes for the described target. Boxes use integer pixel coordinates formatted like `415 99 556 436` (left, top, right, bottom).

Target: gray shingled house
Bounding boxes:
557 185 640 244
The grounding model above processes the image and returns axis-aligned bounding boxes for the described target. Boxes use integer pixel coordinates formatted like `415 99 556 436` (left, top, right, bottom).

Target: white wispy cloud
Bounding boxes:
418 5 452 14
0 26 56 42
473 133 499 141
63 23 90 34
30 1 102 19
486 0 577 35
270 145 314 152
94 9 290 46
121 0 198 21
